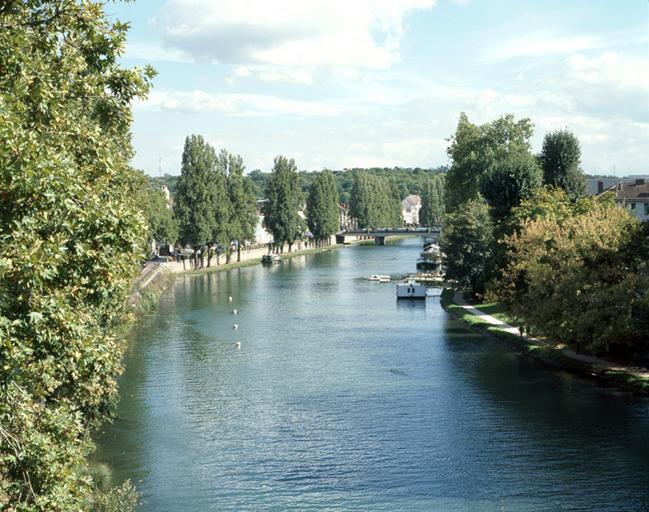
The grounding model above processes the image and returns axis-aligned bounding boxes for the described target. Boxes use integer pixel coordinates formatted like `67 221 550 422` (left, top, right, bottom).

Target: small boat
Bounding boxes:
368 274 390 281
416 258 442 271
262 254 281 264
396 281 427 299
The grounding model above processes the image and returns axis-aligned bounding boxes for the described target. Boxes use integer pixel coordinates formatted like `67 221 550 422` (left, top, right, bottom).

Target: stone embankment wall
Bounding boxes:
160 236 337 274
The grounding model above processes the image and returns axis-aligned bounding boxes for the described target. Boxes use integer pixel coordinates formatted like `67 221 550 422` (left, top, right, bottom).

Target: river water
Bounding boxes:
97 239 649 511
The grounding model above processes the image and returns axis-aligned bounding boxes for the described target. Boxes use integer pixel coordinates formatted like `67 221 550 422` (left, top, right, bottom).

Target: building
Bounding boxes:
587 178 624 196
601 179 649 222
401 194 422 226
339 203 356 231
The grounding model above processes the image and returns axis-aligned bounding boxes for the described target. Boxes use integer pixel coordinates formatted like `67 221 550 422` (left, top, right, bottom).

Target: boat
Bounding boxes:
261 254 281 264
416 258 442 271
368 274 391 282
396 281 427 299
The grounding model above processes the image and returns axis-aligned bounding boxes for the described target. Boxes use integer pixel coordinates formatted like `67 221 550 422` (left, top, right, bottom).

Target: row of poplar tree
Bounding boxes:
154 138 447 263
166 137 344 263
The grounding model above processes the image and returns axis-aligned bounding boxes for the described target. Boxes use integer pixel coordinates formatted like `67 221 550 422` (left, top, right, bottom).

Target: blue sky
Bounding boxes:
108 0 649 176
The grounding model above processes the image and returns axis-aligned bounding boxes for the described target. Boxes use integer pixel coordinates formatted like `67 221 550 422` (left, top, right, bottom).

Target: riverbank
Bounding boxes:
441 288 649 395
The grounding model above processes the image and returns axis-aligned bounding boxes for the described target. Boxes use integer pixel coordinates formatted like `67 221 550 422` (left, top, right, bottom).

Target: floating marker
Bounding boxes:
233 324 239 330
235 341 241 349
228 296 233 303
233 309 238 315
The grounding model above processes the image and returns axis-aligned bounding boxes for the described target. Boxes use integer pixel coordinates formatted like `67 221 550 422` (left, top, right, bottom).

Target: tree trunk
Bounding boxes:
207 247 212 267
237 245 242 262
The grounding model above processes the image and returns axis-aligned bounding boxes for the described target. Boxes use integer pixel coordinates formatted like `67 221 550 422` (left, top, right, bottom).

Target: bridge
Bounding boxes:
337 227 441 245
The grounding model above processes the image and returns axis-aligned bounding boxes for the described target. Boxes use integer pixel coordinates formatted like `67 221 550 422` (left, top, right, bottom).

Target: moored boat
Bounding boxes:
396 281 427 299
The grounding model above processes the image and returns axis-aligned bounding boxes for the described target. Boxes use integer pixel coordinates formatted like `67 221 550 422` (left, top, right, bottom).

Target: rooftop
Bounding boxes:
603 179 649 201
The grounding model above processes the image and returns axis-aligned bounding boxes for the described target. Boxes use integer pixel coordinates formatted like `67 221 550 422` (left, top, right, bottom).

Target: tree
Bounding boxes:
174 135 220 267
218 150 257 262
0 2 153 509
263 156 304 252
306 170 340 245
420 175 445 227
439 197 494 295
496 196 649 356
349 173 402 229
445 113 534 211
479 153 542 221
136 175 178 252
540 129 586 200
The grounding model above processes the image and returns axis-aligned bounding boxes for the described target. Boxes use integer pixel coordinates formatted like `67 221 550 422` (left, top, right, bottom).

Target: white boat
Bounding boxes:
396 281 427 299
368 274 390 281
378 276 391 282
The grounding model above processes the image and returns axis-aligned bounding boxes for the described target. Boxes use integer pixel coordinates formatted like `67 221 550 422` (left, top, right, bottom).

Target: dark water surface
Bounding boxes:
97 239 649 511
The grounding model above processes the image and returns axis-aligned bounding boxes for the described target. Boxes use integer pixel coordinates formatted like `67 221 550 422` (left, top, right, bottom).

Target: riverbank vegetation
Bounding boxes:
440 113 649 364
0 2 154 509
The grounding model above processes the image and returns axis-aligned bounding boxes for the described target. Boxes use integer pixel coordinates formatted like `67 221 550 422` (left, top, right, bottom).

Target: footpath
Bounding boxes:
446 290 649 394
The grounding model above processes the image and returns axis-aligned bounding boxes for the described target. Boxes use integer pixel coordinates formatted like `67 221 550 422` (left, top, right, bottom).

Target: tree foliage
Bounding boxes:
263 156 304 249
480 152 542 221
540 129 586 200
135 173 178 249
0 1 153 509
349 173 402 229
439 197 494 295
306 170 339 244
219 150 257 260
420 175 445 227
496 194 649 356
173 135 222 262
445 113 534 211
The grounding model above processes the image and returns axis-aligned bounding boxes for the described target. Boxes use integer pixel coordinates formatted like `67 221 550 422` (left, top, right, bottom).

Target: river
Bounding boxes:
96 238 649 511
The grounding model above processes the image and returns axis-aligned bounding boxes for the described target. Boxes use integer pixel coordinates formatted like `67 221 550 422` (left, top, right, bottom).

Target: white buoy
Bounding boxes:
228 296 233 303
233 324 239 330
232 309 238 315
235 341 241 349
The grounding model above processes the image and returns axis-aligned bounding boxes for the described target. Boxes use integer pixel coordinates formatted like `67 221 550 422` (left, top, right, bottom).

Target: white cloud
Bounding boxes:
565 51 649 91
483 32 604 63
155 0 436 82
125 41 190 63
137 90 346 117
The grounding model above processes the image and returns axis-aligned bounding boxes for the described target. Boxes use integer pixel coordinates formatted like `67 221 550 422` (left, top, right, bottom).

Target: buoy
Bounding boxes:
232 309 238 315
228 296 233 303
235 341 241 349
233 324 239 330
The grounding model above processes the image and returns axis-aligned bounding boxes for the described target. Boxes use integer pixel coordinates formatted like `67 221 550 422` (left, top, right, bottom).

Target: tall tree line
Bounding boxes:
173 136 257 267
306 170 340 246
349 173 402 229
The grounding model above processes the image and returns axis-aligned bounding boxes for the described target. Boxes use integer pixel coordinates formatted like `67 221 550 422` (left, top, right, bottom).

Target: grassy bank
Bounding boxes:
440 289 649 394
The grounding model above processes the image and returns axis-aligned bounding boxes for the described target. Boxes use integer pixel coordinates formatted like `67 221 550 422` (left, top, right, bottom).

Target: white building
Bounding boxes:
601 179 649 222
401 194 422 226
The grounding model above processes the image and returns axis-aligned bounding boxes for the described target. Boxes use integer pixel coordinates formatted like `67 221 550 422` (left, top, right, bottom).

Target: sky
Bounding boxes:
107 0 649 177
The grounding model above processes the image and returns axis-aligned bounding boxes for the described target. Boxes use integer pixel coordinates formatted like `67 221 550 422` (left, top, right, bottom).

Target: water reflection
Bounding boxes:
97 240 649 512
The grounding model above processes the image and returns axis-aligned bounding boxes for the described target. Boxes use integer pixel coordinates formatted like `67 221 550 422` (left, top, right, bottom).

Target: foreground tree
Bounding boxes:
540 129 587 200
0 2 153 509
440 197 494 295
306 170 340 246
263 156 304 252
496 193 649 356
